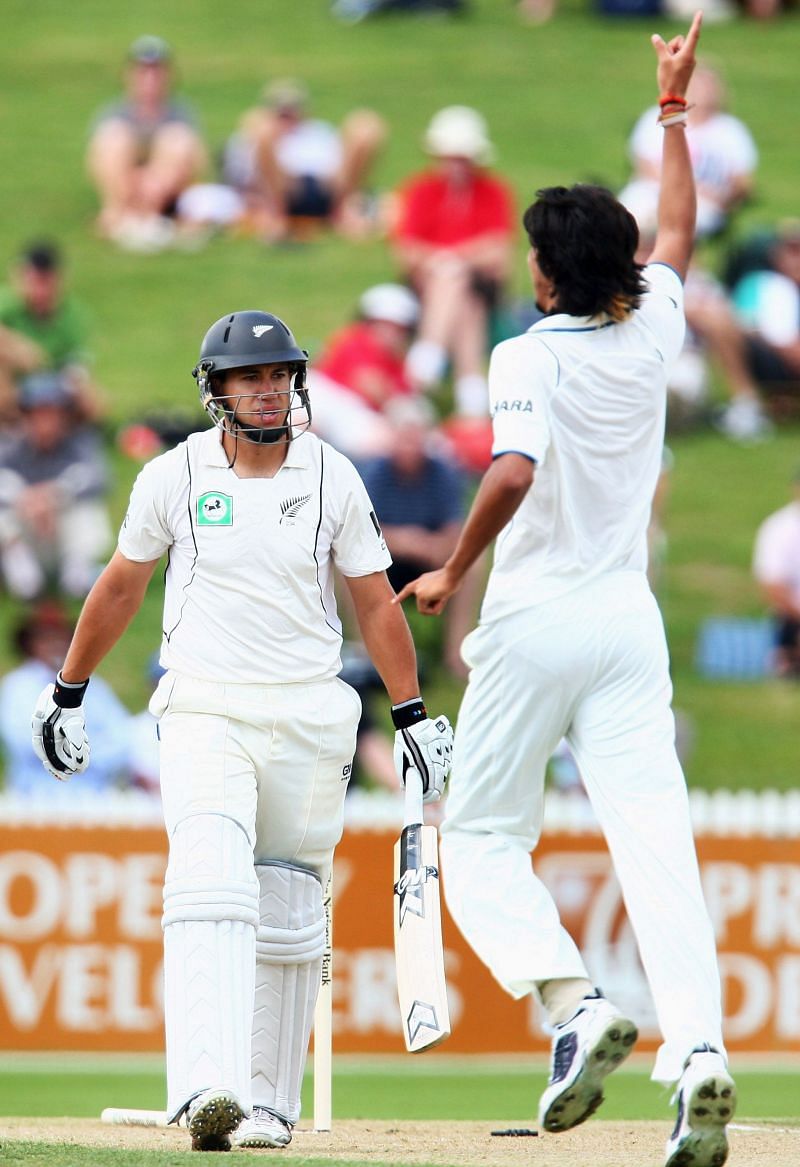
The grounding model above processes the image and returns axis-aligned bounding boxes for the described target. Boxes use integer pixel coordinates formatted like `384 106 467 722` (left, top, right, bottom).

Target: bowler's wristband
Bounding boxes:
53 672 90 709
391 698 427 729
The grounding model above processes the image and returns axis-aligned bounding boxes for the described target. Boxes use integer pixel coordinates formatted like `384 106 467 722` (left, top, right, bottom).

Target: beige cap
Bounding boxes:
264 78 309 111
424 105 494 164
359 284 420 328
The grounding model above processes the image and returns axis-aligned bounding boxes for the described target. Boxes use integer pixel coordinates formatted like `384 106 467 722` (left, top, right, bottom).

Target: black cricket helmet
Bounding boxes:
192 310 311 445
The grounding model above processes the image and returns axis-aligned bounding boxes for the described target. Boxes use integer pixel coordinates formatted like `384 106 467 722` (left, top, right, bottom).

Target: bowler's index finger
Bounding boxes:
685 9 703 49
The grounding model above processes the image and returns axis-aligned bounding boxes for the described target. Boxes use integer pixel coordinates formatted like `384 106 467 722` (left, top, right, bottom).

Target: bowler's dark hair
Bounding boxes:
523 185 647 321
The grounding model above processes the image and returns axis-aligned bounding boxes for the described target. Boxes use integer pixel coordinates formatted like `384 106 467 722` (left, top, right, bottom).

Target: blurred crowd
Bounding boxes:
1 21 798 799
327 1 794 24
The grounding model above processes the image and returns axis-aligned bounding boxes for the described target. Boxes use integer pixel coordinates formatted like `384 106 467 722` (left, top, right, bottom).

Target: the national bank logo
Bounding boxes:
197 491 233 526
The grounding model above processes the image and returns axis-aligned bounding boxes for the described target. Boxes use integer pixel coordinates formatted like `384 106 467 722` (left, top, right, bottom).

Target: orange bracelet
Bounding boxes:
659 93 687 108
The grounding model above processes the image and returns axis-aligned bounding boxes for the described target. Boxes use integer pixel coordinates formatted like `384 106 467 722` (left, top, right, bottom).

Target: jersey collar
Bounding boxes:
528 312 616 334
201 426 314 470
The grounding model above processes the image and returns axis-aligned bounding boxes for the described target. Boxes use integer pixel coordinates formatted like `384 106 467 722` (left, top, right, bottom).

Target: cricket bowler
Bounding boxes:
396 14 737 1167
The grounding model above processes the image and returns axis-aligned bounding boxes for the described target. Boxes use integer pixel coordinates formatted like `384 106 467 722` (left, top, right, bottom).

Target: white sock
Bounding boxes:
405 339 448 387
537 977 595 1026
1 542 44 599
455 374 489 418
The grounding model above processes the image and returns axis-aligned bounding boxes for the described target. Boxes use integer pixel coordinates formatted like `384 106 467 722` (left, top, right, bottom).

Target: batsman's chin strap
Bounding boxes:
233 416 289 445
53 672 90 708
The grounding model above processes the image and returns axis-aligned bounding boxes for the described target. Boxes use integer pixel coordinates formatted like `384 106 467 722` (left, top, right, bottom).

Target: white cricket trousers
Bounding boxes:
154 672 361 876
151 671 361 1116
440 570 725 1084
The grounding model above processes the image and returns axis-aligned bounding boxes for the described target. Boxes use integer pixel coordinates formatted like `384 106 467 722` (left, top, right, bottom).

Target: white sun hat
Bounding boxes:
423 105 494 164
359 283 420 328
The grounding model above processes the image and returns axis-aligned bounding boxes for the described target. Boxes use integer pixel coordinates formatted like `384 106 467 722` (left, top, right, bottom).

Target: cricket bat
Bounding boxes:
101 1108 170 1127
393 766 451 1053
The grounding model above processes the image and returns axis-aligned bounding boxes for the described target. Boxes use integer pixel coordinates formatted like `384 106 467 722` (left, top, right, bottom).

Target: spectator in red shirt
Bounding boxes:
307 283 420 459
391 106 515 419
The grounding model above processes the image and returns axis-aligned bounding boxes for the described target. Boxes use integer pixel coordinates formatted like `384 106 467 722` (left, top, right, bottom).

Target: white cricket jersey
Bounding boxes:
483 262 685 620
118 428 391 683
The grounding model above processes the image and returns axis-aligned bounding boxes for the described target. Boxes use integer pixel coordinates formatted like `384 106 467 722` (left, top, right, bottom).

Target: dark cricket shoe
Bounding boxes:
233 1105 294 1148
664 1046 736 1167
187 1088 246 1152
538 992 638 1133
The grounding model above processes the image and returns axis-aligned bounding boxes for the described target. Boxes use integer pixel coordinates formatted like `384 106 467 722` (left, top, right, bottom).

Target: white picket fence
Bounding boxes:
2 787 800 835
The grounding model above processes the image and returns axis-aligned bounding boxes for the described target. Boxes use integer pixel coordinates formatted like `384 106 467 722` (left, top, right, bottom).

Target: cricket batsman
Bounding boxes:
31 309 452 1150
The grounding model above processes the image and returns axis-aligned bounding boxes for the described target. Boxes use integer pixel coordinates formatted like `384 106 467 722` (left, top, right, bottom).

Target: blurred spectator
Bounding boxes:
390 105 515 419
223 79 386 241
662 0 736 19
359 397 481 678
619 62 757 240
517 0 556 23
308 282 420 459
86 35 208 252
634 223 771 442
666 0 787 18
332 0 467 21
732 219 800 413
0 601 132 795
721 224 779 290
685 266 772 442
738 0 784 18
752 470 800 677
0 372 111 599
0 241 102 424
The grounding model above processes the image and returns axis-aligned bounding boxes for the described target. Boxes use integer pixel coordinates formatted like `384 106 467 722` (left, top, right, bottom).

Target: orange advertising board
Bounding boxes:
0 816 797 1053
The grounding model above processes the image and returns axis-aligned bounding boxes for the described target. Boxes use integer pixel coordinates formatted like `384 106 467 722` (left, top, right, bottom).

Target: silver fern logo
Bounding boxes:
280 493 312 524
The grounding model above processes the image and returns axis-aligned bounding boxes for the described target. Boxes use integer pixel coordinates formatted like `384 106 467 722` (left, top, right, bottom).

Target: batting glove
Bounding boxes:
391 699 453 803
32 673 91 781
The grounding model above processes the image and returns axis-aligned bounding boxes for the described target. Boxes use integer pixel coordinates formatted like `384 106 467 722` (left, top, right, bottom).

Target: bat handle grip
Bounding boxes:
403 765 425 827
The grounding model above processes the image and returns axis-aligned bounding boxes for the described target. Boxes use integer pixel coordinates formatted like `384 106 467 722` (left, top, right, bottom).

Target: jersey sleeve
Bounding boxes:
117 453 177 563
639 263 686 366
489 337 553 464
330 455 393 577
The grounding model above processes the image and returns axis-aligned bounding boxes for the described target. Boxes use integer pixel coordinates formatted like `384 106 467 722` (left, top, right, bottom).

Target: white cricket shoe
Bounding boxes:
714 397 773 443
187 1088 246 1152
664 1046 737 1167
233 1105 293 1149
538 992 638 1133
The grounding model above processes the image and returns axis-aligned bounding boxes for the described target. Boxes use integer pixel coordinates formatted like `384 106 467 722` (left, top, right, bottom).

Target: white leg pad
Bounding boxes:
251 861 326 1124
162 813 259 1123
